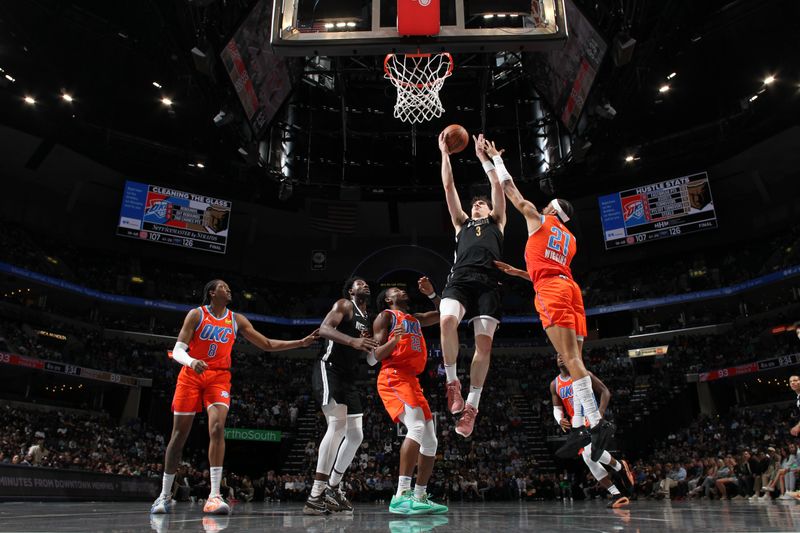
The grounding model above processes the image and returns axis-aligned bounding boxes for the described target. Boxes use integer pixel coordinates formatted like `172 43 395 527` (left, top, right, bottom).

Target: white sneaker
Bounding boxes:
203 495 231 515
150 494 175 514
778 493 794 500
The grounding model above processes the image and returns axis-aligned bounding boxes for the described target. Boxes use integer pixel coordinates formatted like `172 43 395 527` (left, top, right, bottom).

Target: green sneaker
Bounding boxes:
412 493 448 514
389 490 432 515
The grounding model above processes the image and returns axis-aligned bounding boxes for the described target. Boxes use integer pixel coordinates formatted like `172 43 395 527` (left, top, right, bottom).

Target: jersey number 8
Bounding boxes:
208 343 218 358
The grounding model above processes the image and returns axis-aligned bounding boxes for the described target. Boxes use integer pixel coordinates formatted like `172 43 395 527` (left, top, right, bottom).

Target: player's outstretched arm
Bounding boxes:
550 380 571 432
371 311 403 362
414 276 441 327
319 299 379 352
236 314 319 352
439 132 469 231
169 308 208 374
589 372 611 418
494 260 531 282
474 133 506 229
483 139 543 234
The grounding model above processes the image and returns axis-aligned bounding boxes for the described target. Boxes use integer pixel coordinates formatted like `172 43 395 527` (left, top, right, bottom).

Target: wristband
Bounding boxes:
553 406 564 424
482 160 495 173
366 350 378 367
492 155 512 182
427 292 438 300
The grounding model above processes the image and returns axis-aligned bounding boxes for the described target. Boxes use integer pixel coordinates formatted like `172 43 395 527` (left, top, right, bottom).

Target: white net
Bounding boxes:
384 52 453 124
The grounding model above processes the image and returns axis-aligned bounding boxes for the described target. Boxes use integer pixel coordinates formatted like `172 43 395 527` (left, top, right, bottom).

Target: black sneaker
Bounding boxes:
607 493 630 509
555 427 591 458
324 486 353 514
590 420 616 462
303 493 329 516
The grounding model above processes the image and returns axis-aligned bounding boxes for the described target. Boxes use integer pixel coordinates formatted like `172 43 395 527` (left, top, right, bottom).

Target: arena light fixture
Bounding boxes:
658 84 670 93
335 22 346 28
152 81 162 89
749 94 759 102
324 23 334 29
483 14 495 19
625 155 635 163
161 97 173 107
61 93 73 103
5 74 15 83
23 95 36 105
196 162 205 168
667 72 677 79
763 75 775 85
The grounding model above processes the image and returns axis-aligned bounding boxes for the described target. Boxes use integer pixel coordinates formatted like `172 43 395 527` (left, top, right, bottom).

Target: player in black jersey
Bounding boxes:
305 277 378 515
438 132 506 438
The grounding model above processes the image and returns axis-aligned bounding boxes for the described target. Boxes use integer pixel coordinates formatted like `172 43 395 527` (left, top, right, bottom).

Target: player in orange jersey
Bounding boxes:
151 279 318 515
482 138 615 462
551 354 633 508
371 276 448 515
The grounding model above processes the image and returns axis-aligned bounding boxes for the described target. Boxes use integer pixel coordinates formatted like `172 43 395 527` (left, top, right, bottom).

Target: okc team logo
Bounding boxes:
199 324 232 343
221 391 229 398
144 200 169 221
621 195 646 225
417 0 432 6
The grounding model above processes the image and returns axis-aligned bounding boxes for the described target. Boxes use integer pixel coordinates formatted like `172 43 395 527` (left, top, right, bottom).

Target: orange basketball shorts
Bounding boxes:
377 367 432 423
171 367 232 414
533 276 587 338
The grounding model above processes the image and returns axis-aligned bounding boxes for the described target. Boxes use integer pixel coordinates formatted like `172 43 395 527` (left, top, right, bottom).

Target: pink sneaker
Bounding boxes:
445 380 464 414
203 495 231 515
455 404 478 437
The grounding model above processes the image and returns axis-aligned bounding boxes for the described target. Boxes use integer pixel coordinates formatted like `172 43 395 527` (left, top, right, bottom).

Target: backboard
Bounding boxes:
271 0 568 56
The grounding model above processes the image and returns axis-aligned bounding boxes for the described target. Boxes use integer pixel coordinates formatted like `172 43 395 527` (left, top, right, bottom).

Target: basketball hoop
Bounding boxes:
384 52 454 124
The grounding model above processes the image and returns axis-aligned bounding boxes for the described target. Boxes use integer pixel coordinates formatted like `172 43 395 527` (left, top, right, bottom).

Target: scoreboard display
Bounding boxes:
598 171 717 249
117 181 232 254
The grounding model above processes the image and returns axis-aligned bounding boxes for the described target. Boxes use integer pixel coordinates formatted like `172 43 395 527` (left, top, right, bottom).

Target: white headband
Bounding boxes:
549 199 570 223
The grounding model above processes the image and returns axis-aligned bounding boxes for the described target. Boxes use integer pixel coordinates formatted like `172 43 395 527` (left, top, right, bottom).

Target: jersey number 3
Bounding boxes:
547 226 571 255
475 225 482 237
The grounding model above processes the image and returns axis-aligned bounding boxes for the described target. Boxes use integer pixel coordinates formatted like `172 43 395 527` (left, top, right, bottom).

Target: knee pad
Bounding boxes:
581 446 608 481
469 316 499 339
420 419 438 457
398 406 426 446
440 298 466 322
344 415 364 445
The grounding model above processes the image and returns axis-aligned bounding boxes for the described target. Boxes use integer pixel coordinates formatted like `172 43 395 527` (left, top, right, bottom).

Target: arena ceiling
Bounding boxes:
0 0 798 206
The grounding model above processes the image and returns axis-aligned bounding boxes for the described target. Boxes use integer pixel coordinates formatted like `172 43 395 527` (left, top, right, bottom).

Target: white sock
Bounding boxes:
311 479 327 497
608 484 620 496
414 484 427 499
397 475 412 497
571 415 584 428
607 458 622 471
209 467 222 497
329 468 343 488
572 376 601 427
445 364 458 383
466 386 482 409
161 472 175 498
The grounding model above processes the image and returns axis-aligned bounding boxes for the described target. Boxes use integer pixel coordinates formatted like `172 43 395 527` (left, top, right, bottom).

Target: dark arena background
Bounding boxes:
1 1 799 531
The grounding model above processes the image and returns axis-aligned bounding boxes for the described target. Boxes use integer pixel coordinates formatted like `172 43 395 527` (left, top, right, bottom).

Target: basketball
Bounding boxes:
442 124 469 154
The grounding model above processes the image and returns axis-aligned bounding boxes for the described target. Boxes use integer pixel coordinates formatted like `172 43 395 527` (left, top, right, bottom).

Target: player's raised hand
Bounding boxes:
417 276 435 297
792 425 800 437
351 336 379 352
473 133 489 162
438 131 451 155
483 139 504 158
190 359 208 375
301 329 320 347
